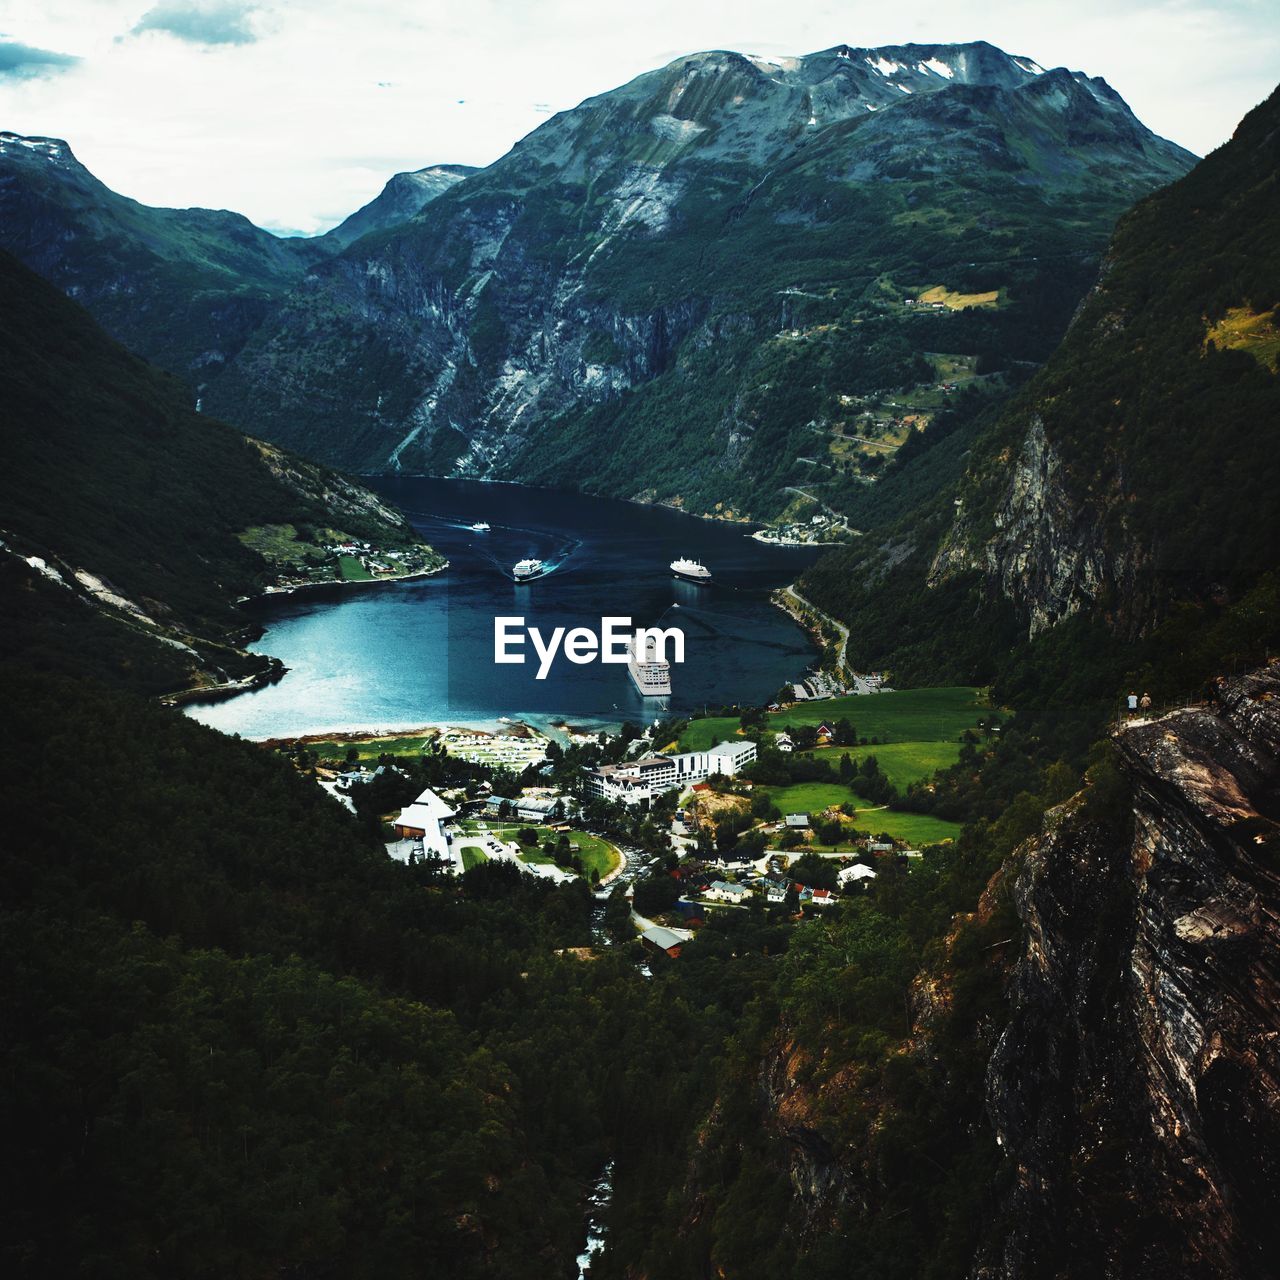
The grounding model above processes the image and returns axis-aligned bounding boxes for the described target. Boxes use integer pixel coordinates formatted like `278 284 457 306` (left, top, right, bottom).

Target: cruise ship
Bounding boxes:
470 521 490 531
512 558 545 582
670 556 712 584
627 634 673 697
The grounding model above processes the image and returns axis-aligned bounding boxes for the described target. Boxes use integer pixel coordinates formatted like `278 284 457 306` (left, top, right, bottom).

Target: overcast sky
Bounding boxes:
1 0 1276 235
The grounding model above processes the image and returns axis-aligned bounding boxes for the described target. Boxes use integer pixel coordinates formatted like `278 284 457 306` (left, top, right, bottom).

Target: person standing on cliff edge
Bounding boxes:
1127 692 1139 718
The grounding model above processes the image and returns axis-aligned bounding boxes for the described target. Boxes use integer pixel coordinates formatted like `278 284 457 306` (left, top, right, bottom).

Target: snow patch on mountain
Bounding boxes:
0 133 70 165
921 58 955 79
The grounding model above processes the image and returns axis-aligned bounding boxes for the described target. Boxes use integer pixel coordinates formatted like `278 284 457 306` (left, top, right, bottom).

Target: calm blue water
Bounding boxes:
187 478 824 738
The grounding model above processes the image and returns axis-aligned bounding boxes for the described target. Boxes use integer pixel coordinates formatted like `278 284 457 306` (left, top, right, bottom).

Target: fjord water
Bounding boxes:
187 478 823 738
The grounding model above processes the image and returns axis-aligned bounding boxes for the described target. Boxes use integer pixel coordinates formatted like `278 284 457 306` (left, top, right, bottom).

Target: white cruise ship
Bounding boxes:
513 558 544 582
627 634 673 697
670 556 711 584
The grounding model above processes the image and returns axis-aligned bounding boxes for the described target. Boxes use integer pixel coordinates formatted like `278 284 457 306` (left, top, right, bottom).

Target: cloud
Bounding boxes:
0 40 80 79
3 0 1276 232
131 1 260 46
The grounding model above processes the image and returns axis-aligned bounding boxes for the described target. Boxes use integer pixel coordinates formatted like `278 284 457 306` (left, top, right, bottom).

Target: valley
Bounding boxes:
1 27 1277 1280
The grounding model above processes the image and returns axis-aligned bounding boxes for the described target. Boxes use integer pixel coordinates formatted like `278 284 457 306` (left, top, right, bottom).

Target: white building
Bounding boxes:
838 863 878 886
704 880 751 904
586 739 757 805
392 788 456 865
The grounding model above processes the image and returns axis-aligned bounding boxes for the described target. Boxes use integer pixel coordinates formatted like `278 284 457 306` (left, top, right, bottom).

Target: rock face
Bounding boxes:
196 43 1192 507
983 664 1280 1278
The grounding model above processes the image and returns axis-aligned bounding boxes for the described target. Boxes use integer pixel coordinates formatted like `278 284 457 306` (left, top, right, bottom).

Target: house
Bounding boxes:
784 813 811 829
869 840 895 855
761 878 789 904
392 788 456 865
704 880 751 904
807 888 836 908
816 722 835 742
673 899 705 923
775 732 794 753
640 926 686 958
516 794 575 823
485 795 518 816
838 863 878 886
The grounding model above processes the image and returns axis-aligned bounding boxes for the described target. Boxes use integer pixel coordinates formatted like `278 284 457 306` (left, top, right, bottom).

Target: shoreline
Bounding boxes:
163 656 286 708
372 471 762 531
772 582 850 680
257 558 448 602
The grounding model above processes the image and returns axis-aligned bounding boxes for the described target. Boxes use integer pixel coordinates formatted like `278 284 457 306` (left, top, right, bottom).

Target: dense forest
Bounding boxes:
0 249 435 672
1 660 1079 1278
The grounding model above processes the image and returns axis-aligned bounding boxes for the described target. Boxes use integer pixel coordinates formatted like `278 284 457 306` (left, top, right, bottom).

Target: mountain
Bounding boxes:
324 163 478 248
0 131 334 379
799 82 1280 690
201 42 1194 514
0 248 441 697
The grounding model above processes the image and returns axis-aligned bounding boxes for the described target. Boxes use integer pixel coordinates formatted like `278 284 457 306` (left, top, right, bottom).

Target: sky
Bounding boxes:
0 0 1276 235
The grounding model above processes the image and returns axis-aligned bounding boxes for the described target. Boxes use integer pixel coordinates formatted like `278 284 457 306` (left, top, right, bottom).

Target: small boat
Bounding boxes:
470 521 490 531
513 558 545 582
670 556 712 584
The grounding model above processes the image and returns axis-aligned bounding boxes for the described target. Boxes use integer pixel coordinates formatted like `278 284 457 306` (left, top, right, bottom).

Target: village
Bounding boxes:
289 683 991 959
240 526 446 595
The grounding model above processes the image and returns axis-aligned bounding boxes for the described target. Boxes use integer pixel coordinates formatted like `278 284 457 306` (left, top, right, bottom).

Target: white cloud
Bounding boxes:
130 2 262 47
0 38 80 78
0 0 1275 234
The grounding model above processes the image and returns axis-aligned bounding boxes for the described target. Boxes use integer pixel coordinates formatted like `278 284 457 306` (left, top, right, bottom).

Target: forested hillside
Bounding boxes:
800 83 1280 706
0 249 439 693
0 132 331 377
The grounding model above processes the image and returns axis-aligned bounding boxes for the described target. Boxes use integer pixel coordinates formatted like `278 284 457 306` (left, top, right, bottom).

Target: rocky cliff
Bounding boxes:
983 664 1280 1278
926 84 1279 642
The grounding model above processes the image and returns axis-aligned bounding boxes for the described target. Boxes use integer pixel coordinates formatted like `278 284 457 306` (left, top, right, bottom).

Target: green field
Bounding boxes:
761 782 856 814
676 717 742 752
291 732 435 762
460 846 488 871
678 687 989 755
338 554 374 582
760 776 962 846
846 809 962 845
457 821 621 881
797 740 963 788
770 687 989 741
762 786 961 845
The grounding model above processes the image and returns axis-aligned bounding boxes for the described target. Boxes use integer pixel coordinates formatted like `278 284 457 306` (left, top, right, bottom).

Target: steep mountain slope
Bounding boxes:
0 248 440 696
324 163 478 248
983 666 1280 1279
204 42 1193 513
0 131 331 378
800 84 1280 681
